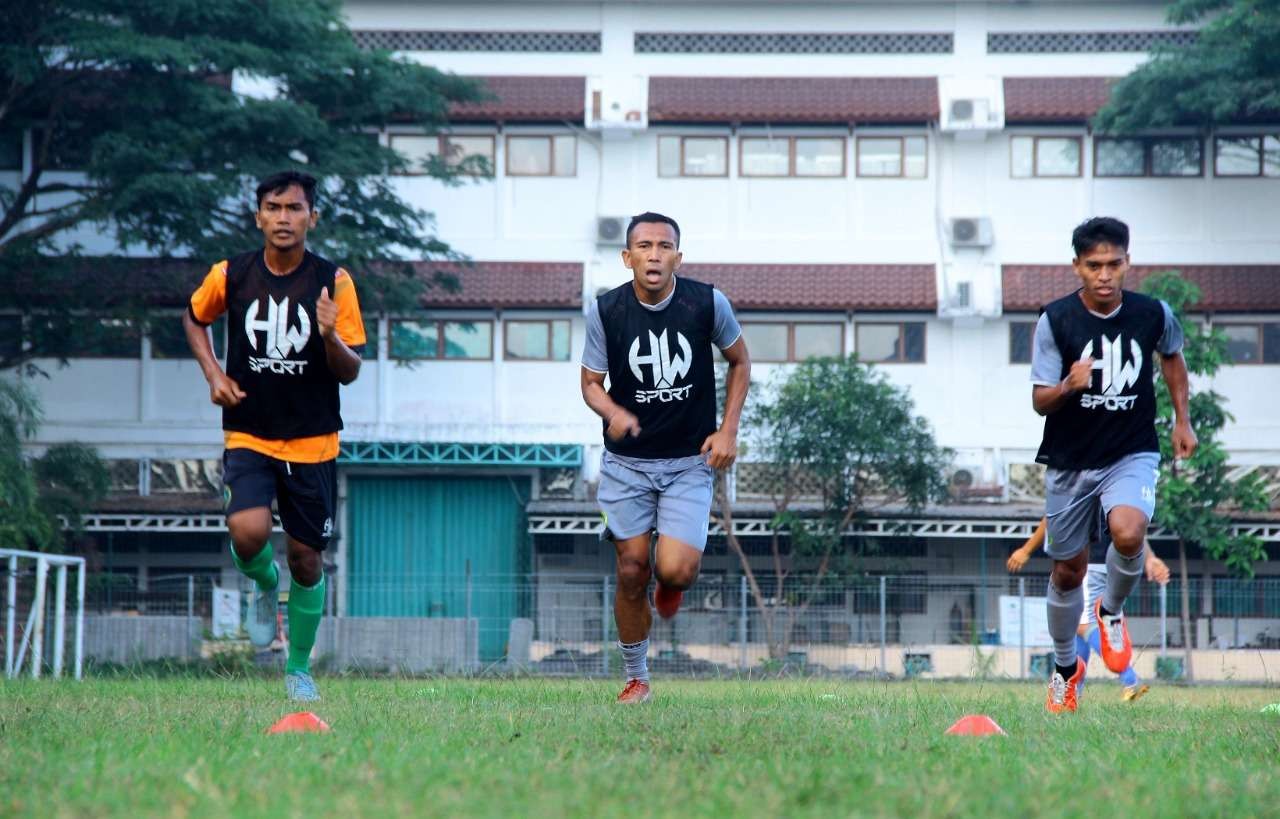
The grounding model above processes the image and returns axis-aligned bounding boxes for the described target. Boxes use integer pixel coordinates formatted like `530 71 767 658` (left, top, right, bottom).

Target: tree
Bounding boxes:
715 356 951 661
0 380 107 551
0 0 486 371
1094 0 1280 133
1140 271 1270 679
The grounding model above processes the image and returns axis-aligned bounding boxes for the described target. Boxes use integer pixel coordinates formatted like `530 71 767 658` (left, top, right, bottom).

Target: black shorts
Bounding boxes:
222 448 336 550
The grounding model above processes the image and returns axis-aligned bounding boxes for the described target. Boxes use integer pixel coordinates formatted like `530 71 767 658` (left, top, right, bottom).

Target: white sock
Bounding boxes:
619 638 649 682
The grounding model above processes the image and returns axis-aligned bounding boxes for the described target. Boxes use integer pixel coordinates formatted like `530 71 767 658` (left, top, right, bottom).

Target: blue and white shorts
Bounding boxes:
597 451 714 551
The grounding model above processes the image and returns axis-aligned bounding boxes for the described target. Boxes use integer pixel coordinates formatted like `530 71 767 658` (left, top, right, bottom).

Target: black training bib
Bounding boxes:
598 277 718 459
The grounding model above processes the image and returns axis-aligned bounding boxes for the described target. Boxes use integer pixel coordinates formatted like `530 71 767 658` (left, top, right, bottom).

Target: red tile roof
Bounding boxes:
649 77 939 124
450 76 585 122
1002 265 1280 312
414 261 583 309
1003 77 1116 122
680 264 937 311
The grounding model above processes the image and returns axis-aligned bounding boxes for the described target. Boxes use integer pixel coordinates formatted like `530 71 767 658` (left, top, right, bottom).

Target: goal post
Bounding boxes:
2 549 86 680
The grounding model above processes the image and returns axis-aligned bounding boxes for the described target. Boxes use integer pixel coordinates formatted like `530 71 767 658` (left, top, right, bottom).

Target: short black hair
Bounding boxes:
256 170 317 210
1072 216 1129 257
626 211 680 248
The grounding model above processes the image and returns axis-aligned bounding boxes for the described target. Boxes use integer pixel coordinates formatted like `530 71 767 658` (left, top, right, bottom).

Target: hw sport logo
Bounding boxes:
628 329 693 403
1078 335 1142 411
245 296 311 375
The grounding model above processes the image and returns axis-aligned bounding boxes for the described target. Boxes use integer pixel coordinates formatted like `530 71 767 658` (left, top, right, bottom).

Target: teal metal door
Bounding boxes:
346 475 529 659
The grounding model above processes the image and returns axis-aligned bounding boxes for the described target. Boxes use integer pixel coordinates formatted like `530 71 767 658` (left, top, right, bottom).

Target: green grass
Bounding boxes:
2 677 1278 817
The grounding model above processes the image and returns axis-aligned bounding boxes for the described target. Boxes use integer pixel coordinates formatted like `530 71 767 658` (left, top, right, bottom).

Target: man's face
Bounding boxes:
622 221 682 296
254 184 317 252
1073 242 1128 310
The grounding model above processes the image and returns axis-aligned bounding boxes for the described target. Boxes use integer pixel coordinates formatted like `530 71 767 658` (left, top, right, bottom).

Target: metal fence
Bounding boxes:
5 568 1280 682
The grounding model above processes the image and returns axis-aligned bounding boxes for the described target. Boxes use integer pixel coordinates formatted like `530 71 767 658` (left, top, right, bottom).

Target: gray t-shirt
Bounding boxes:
1029 298 1184 386
582 277 743 471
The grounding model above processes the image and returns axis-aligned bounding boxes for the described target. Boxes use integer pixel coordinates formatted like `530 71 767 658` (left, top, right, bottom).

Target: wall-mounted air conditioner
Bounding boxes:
938 77 1004 134
596 216 629 245
949 217 993 248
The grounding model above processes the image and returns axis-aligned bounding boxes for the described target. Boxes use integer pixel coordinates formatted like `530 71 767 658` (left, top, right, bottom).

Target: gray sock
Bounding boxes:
1046 579 1084 669
1102 542 1144 614
619 638 649 682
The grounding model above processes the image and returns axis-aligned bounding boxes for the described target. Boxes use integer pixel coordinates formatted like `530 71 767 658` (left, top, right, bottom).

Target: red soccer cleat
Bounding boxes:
616 678 651 704
1046 658 1086 714
654 583 683 619
1094 598 1133 673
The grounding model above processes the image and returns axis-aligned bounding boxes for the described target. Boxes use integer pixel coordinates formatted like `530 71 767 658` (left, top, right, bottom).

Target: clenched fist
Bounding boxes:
317 286 337 340
209 371 246 407
1063 357 1095 394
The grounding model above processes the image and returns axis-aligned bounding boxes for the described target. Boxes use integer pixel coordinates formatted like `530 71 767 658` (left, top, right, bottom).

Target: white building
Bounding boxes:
7 1 1280 652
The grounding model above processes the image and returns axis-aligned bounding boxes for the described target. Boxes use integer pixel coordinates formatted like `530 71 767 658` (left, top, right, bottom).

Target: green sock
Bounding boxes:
230 542 278 592
286 575 325 675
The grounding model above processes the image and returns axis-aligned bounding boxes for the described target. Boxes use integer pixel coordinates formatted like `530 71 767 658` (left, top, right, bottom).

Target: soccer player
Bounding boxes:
183 171 365 702
580 212 750 704
1007 517 1170 700
1030 216 1196 713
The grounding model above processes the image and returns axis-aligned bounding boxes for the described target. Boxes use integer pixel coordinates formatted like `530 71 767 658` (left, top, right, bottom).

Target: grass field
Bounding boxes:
2 677 1278 817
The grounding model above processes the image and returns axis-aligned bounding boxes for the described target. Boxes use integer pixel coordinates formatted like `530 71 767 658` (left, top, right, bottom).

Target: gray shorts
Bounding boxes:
1080 564 1107 626
597 451 714 551
1044 451 1159 561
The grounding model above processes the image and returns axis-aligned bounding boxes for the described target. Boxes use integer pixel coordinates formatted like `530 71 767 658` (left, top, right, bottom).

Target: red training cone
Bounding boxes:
267 711 331 734
945 714 1006 736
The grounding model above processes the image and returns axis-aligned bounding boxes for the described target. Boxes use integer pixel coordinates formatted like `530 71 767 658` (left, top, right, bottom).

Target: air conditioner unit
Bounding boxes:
938 77 1005 134
947 463 1004 501
949 217 993 248
596 216 629 245
943 98 1002 131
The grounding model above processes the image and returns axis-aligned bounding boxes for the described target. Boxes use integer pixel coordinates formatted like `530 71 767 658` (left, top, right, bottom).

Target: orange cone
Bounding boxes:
267 711 331 734
945 714 1006 736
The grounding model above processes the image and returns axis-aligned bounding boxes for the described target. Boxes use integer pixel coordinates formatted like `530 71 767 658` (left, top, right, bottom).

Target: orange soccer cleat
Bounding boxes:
1095 598 1133 673
654 583 684 620
1046 658 1086 714
616 678 651 704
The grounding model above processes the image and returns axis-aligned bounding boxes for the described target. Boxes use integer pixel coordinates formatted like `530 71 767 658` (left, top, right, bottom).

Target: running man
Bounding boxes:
183 171 365 702
581 212 750 704
1007 517 1170 700
1030 216 1196 713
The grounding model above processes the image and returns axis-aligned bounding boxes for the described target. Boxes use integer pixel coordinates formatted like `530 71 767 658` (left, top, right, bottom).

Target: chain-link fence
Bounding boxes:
6 568 1280 682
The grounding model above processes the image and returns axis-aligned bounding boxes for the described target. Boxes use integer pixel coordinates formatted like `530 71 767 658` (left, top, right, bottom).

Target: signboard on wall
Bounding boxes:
999 595 1053 647
212 586 241 638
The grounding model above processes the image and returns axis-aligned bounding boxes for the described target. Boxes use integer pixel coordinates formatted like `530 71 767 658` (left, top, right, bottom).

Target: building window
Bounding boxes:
389 134 495 176
1009 321 1035 364
390 319 493 360
506 135 576 177
150 314 226 359
28 317 139 358
504 319 571 361
740 321 844 362
1214 135 1280 177
856 136 927 178
1220 323 1280 365
740 136 846 178
1094 137 1203 178
1010 136 1082 178
856 321 926 363
657 136 728 177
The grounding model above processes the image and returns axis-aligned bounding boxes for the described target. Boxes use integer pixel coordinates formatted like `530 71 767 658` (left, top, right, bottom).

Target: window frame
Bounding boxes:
855 320 927 364
1094 136 1205 178
657 135 730 178
387 133 496 177
855 135 929 179
738 135 848 179
1008 320 1036 365
505 134 577 178
1010 135 1084 179
1217 321 1280 366
740 320 846 363
1212 134 1280 178
389 317 495 361
502 318 572 362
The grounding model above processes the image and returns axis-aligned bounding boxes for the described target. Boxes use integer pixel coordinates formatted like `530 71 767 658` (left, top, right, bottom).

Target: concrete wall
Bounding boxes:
314 617 478 673
84 616 201 664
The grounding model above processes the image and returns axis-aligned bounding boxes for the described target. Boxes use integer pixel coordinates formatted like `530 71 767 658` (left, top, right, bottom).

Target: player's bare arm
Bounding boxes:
316 286 361 384
700 337 750 470
581 367 640 440
183 309 245 407
1007 517 1047 572
1160 351 1197 459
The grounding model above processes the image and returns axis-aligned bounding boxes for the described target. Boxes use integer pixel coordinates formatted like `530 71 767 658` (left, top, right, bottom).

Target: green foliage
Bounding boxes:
1095 0 1280 133
0 0 486 369
1140 270 1270 576
0 379 107 550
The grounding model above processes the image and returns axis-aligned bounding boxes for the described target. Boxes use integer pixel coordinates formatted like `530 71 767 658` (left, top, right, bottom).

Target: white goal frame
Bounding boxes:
2 549 86 680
